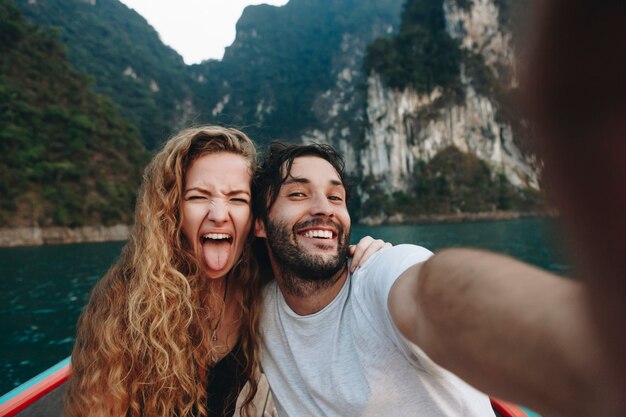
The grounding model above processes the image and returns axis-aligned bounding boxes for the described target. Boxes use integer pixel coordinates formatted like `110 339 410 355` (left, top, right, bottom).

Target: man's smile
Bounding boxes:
299 229 335 239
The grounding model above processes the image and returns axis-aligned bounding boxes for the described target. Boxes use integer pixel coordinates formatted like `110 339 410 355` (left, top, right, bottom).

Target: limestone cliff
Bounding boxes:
358 0 538 198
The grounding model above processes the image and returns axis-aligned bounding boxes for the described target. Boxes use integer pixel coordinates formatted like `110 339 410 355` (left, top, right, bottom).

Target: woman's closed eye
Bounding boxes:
186 194 206 201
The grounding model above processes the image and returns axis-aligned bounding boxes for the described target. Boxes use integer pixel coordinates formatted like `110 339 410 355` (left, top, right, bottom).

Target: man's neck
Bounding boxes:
275 265 349 316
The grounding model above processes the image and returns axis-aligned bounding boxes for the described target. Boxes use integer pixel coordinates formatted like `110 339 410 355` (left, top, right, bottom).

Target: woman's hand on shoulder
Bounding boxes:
349 236 392 273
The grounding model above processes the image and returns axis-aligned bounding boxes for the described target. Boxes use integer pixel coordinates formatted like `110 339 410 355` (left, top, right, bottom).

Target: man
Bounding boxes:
251 142 496 417
252 141 610 417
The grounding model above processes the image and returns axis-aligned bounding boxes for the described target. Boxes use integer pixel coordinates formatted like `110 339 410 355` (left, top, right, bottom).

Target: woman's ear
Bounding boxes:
254 218 267 238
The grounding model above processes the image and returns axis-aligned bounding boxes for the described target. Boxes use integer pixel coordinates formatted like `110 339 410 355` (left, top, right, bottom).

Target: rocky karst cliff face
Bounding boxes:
300 28 396 175
357 0 538 196
444 0 515 79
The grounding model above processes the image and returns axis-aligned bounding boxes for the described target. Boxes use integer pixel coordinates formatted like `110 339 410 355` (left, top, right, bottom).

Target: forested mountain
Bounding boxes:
4 0 542 231
190 0 404 144
0 0 148 227
15 0 191 149
14 0 405 149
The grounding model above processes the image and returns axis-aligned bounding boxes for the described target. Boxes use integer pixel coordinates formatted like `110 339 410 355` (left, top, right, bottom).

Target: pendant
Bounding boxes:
211 329 217 342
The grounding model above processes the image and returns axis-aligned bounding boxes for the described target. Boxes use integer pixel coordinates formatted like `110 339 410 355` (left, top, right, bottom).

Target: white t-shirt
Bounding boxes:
260 244 495 417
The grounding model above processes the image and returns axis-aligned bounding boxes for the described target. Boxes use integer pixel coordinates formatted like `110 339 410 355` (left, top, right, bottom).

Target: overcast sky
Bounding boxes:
118 0 290 64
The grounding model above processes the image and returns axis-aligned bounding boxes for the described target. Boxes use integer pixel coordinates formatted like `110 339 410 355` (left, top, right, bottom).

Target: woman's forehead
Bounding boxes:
186 152 252 189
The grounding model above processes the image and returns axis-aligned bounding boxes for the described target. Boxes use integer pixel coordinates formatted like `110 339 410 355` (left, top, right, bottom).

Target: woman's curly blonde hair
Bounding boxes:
64 126 265 417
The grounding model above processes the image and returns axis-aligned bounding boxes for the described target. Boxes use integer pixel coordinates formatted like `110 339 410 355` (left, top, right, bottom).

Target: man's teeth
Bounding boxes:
303 230 333 239
202 233 231 241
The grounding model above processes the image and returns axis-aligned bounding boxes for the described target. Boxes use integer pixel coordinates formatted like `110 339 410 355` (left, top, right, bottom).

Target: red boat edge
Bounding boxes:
491 397 532 417
0 357 71 417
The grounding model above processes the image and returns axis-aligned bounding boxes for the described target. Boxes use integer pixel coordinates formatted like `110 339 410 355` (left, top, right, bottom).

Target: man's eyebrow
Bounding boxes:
282 177 343 187
282 177 310 186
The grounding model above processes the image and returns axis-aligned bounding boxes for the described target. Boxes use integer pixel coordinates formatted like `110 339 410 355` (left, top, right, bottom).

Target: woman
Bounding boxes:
64 126 386 417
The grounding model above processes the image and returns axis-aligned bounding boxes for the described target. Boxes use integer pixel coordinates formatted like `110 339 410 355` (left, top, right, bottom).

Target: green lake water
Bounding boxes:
0 217 570 397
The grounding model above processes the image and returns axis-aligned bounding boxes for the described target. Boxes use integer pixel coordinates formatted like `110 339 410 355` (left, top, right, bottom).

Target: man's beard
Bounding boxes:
265 218 350 297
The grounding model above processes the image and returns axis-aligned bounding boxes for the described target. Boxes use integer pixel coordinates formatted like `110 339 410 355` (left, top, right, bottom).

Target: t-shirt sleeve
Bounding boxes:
353 244 436 370
357 244 432 302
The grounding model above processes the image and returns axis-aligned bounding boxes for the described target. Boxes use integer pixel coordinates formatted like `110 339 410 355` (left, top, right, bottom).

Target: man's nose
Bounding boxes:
309 193 333 216
207 200 228 223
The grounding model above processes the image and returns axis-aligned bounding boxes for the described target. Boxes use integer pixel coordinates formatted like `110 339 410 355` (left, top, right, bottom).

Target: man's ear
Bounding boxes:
254 218 267 238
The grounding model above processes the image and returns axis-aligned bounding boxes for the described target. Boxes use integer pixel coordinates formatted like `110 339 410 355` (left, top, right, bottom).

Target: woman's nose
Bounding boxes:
207 200 228 223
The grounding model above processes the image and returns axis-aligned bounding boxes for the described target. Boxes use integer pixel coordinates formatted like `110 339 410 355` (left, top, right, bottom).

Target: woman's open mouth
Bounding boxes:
201 233 233 271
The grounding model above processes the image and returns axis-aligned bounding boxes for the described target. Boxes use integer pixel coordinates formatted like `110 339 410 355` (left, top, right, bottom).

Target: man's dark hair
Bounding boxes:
252 141 350 224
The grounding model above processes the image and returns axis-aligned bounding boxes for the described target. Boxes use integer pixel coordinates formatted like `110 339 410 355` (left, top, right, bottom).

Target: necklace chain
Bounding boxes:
210 279 228 342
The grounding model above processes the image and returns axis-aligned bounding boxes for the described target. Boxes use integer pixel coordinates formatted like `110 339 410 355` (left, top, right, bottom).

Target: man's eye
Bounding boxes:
328 195 344 201
288 192 305 198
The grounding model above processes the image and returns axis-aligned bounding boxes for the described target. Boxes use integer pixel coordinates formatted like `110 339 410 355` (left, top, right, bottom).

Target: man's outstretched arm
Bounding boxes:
388 248 611 417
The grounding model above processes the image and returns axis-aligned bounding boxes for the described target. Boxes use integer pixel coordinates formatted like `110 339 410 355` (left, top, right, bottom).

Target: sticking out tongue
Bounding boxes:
203 240 231 271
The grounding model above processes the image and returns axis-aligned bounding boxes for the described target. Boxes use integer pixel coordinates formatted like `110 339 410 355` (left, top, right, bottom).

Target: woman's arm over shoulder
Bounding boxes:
348 236 392 272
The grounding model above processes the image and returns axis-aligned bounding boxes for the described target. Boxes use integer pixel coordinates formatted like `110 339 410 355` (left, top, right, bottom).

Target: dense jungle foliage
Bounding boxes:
357 146 541 220
364 0 461 93
0 0 148 227
15 0 191 149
